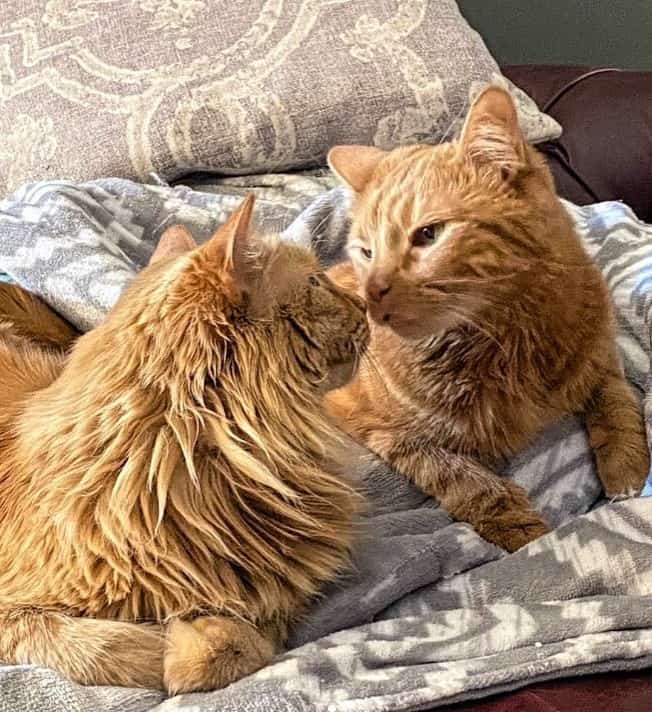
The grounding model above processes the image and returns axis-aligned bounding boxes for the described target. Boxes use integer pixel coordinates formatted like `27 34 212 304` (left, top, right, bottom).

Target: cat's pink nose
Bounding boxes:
367 278 392 303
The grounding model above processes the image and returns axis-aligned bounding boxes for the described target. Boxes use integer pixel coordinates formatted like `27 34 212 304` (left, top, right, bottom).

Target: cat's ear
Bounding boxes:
459 86 526 180
328 145 386 192
150 225 197 265
200 194 256 286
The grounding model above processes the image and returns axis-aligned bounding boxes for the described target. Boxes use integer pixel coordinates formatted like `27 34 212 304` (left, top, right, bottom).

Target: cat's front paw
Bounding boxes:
596 440 649 500
588 415 649 499
478 515 550 553
472 480 550 553
164 617 274 695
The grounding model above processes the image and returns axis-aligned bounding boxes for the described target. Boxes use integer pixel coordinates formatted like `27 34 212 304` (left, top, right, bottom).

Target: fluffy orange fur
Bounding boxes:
325 87 649 552
0 196 368 692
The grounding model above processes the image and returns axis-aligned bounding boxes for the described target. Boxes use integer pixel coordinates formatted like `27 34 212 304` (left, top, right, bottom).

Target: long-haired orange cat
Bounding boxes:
325 87 648 552
0 196 368 692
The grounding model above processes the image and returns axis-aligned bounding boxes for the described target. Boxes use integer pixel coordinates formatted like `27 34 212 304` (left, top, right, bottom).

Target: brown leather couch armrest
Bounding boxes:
503 65 652 224
448 668 652 712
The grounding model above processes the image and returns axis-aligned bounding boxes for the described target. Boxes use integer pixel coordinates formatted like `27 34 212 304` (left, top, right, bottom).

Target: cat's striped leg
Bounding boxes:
372 436 549 553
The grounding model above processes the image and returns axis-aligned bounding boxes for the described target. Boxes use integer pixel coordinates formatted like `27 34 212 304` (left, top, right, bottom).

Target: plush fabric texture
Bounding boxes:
0 1 560 196
0 174 651 710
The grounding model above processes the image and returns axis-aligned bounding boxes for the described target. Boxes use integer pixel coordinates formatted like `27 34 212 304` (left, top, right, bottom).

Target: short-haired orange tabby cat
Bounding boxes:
325 87 649 552
0 196 368 693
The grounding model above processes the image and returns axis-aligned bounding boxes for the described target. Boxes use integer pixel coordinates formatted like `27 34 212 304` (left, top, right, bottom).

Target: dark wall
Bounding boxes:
457 1 652 70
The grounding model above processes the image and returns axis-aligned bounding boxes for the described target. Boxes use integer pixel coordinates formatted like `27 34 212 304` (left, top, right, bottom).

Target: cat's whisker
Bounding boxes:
440 100 469 145
308 213 333 246
423 268 531 290
433 291 521 324
534 257 596 271
443 305 510 358
359 349 392 400
350 340 363 379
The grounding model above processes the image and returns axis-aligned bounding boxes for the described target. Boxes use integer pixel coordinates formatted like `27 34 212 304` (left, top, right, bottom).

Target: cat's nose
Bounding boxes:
367 278 392 303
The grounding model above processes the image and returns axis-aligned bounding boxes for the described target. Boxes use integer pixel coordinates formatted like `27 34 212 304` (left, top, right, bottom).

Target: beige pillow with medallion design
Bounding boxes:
0 0 560 195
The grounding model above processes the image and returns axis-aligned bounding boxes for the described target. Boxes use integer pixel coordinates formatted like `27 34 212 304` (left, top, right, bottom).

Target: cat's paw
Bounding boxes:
164 617 274 695
588 414 649 499
473 480 550 553
595 440 649 500
478 515 550 553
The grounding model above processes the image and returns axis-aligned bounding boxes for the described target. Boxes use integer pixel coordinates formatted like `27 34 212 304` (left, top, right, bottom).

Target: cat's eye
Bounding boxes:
412 222 444 248
360 247 372 260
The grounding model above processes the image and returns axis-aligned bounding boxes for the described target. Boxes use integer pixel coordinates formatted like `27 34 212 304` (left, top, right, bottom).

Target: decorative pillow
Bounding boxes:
0 1 560 195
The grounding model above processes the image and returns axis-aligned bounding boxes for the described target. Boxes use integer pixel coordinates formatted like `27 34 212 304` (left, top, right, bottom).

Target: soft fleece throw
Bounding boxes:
0 173 651 712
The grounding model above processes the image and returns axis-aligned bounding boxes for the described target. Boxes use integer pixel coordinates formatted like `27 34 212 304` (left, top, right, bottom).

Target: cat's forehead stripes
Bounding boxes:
359 147 454 247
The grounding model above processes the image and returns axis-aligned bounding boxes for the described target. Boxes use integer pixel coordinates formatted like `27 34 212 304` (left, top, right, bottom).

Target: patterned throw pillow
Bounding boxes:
0 1 560 195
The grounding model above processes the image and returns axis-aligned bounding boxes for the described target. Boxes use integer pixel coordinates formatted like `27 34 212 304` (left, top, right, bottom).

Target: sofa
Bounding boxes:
503 65 652 223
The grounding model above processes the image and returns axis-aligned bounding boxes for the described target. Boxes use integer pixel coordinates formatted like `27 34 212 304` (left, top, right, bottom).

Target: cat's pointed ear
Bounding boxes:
328 145 386 192
459 86 526 180
201 193 256 284
150 225 197 265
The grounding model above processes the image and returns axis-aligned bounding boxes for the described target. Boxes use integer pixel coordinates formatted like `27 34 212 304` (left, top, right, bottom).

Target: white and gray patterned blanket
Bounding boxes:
1 174 652 712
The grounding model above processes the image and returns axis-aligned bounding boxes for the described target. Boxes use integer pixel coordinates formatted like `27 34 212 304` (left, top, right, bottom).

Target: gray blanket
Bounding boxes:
0 173 652 712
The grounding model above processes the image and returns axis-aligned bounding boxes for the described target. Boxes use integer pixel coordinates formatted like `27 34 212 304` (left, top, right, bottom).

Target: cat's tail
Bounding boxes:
0 610 165 689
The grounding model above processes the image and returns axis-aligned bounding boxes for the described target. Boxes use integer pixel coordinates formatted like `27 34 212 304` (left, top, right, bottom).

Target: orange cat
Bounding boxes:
0 196 368 693
325 87 649 552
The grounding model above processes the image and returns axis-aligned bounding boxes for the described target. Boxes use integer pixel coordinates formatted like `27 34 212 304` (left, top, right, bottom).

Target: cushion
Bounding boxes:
0 1 560 196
